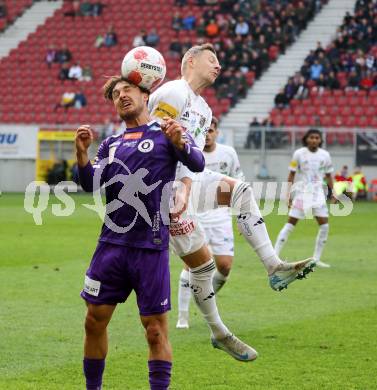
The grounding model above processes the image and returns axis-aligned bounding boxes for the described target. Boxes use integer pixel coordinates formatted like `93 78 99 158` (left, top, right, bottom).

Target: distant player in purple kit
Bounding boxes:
76 75 205 390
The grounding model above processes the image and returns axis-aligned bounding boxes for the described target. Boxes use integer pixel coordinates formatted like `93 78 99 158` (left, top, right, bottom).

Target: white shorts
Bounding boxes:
201 219 234 256
169 169 228 258
169 215 206 257
289 203 329 219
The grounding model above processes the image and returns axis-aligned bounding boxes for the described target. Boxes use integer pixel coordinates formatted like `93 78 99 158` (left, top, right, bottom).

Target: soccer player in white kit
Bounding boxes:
149 43 316 361
275 129 334 268
176 116 245 329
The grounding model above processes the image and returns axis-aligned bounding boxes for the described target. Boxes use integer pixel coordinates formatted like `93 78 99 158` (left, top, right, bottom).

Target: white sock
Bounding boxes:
189 259 230 339
232 181 282 274
314 224 329 261
177 269 191 315
274 223 295 256
212 270 228 294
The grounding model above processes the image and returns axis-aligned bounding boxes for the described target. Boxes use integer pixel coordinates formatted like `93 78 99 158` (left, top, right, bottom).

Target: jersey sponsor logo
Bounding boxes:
109 146 117 163
138 139 154 153
123 141 138 148
84 275 101 297
153 101 179 119
124 132 143 140
169 219 195 236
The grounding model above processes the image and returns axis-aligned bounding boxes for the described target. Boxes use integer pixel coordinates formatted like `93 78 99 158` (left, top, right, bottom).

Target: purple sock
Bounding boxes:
83 358 105 390
148 360 172 390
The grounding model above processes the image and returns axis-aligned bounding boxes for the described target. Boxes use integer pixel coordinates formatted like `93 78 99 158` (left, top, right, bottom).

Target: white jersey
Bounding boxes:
148 78 212 181
198 143 244 226
289 147 333 206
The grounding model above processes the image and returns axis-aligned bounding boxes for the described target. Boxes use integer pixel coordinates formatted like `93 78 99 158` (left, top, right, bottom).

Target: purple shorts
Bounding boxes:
81 241 171 316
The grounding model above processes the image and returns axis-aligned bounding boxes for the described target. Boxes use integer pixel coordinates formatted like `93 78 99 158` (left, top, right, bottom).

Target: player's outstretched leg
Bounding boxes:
176 268 191 328
211 334 258 362
228 181 316 290
183 247 258 361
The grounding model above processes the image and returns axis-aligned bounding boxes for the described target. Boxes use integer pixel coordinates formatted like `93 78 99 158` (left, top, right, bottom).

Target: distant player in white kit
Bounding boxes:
149 43 316 361
275 129 334 268
176 116 244 328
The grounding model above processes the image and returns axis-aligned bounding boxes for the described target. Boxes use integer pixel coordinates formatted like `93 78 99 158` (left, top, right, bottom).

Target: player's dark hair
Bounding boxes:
103 75 150 101
211 116 219 129
302 128 323 147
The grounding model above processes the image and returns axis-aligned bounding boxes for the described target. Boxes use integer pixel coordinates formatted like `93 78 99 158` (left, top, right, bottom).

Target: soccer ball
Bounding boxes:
121 46 166 91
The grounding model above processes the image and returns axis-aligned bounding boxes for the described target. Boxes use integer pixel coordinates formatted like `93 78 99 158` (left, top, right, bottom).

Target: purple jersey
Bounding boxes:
78 120 204 250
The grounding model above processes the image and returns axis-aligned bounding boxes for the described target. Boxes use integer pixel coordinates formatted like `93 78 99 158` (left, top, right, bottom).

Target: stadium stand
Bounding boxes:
0 0 33 31
270 0 377 137
0 0 329 125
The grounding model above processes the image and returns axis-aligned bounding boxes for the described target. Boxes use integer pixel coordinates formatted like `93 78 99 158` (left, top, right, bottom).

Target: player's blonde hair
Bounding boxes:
181 43 217 75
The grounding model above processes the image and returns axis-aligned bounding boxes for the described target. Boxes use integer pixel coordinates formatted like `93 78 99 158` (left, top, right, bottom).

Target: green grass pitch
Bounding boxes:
1 193 376 389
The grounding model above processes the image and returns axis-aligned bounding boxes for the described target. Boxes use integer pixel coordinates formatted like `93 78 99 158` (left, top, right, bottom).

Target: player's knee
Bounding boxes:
85 312 106 335
145 321 166 347
218 264 231 277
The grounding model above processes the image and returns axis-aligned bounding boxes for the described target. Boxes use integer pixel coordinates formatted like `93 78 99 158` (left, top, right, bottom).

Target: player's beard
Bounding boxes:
118 103 142 122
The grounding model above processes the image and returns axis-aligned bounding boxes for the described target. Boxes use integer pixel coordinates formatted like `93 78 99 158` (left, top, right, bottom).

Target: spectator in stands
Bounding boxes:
169 40 182 58
206 19 219 38
346 70 360 91
63 0 80 18
54 91 75 111
196 17 207 37
74 90 87 109
352 167 368 200
132 30 146 48
180 37 192 55
284 78 298 100
58 63 70 81
310 60 323 80
92 2 104 17
245 117 261 149
182 13 196 30
0 1 7 18
294 75 309 99
100 118 116 140
94 34 104 48
145 29 160 48
79 1 93 16
55 45 72 64
68 63 83 80
104 25 117 47
175 0 187 6
326 71 340 90
81 65 93 81
45 44 57 68
275 88 289 109
234 16 249 36
172 11 182 32
360 70 374 91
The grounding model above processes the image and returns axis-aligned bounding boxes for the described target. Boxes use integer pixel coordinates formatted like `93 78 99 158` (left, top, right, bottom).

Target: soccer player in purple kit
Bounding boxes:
76 75 205 390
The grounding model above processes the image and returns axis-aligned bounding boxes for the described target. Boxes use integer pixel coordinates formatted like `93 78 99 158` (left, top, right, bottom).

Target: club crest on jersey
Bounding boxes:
138 139 154 153
220 162 228 171
199 115 206 128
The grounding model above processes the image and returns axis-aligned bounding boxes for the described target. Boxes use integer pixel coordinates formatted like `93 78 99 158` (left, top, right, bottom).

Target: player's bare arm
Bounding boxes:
75 125 93 167
287 170 296 208
161 117 185 150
